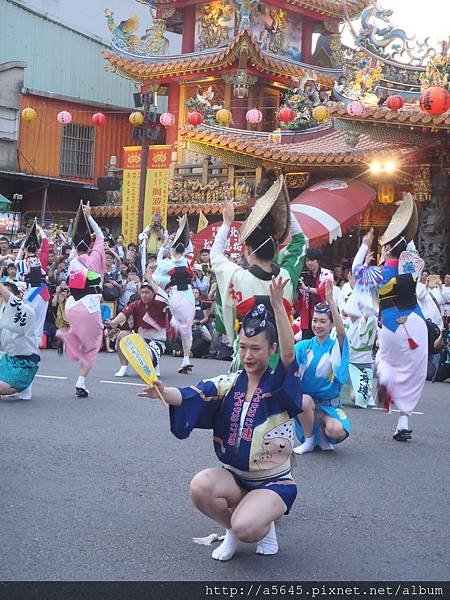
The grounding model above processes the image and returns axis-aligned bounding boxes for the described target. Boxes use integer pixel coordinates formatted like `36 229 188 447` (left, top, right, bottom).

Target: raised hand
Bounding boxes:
222 198 235 226
364 250 375 266
269 275 288 310
324 279 334 304
82 201 91 218
362 228 374 248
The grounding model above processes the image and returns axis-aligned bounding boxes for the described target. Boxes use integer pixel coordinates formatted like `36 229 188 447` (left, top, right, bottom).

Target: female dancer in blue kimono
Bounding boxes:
294 280 351 454
138 276 302 561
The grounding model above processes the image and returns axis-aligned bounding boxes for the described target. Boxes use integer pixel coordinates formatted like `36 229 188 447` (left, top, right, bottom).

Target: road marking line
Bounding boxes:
370 407 424 415
36 375 67 380
100 380 146 387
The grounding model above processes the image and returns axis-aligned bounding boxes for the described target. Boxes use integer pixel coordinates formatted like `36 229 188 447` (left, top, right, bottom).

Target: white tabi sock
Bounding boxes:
76 376 86 389
211 529 239 561
114 365 128 377
17 383 33 400
256 521 278 555
293 436 315 455
397 415 409 431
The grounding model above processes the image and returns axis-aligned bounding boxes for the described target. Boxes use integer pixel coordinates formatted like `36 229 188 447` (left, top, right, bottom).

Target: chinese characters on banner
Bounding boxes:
121 146 141 244
144 145 171 228
191 221 243 256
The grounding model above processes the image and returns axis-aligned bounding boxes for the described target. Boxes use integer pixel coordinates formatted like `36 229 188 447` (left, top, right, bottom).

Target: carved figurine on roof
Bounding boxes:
105 3 169 56
334 49 381 105
185 85 223 126
196 2 235 50
352 0 436 65
278 76 324 131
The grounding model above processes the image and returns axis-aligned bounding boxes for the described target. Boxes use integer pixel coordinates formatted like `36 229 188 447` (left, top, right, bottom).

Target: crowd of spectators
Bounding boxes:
1 225 449 379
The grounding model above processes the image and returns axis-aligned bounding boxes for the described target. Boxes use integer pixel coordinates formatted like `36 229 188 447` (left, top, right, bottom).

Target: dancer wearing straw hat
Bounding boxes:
15 219 50 348
152 215 196 373
56 202 105 398
351 193 427 441
211 174 306 370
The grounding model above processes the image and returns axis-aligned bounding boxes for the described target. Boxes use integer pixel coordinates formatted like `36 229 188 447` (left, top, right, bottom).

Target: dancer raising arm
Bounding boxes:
294 279 351 455
57 202 105 398
138 276 302 561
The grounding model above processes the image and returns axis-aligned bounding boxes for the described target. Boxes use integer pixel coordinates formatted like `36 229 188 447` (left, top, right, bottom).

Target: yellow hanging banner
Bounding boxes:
144 145 171 228
121 146 141 244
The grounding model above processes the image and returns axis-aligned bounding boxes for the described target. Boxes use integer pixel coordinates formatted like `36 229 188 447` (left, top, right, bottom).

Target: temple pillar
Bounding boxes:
177 83 187 163
232 96 249 130
166 82 180 147
418 173 449 273
301 17 314 64
181 5 196 54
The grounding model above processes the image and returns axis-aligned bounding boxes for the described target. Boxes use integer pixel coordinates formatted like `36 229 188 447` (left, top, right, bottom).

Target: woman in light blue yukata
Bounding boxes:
293 279 351 454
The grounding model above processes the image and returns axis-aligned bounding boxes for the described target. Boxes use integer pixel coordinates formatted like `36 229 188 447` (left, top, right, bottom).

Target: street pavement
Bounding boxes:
1 350 449 582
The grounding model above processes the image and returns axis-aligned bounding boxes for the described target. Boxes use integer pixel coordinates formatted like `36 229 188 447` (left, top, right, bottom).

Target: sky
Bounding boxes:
17 0 450 50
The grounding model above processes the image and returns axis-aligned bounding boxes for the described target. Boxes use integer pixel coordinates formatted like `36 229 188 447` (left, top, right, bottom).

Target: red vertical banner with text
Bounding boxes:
144 145 171 228
122 146 141 244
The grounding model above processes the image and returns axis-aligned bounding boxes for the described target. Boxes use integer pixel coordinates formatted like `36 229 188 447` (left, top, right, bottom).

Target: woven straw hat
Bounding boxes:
239 175 290 244
24 218 40 250
379 192 418 246
72 201 93 248
172 214 190 249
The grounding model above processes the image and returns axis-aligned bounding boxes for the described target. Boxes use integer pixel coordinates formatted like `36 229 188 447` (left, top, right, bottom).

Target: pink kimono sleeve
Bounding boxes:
86 236 105 276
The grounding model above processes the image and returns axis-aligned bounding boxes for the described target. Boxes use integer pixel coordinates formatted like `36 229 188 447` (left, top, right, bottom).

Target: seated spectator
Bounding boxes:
192 264 210 297
103 251 123 302
118 264 141 310
114 233 126 261
199 247 211 268
52 284 70 354
191 318 212 358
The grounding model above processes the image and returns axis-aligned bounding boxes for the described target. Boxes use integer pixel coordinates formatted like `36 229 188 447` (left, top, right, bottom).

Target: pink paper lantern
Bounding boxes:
57 111 72 124
246 108 262 124
92 112 106 126
346 101 364 117
159 112 175 127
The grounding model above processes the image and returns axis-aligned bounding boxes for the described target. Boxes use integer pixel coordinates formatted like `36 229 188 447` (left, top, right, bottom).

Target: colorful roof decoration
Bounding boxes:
152 0 370 20
103 29 340 85
179 124 420 168
327 102 450 130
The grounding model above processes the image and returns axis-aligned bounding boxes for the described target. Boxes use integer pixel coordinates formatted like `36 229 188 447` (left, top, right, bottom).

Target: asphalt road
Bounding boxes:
1 350 449 582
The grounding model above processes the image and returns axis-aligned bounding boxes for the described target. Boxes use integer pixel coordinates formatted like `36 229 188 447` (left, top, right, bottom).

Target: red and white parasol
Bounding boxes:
291 179 376 247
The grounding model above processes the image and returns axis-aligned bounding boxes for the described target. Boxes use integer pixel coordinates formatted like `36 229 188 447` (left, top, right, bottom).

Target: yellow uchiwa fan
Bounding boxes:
119 333 167 406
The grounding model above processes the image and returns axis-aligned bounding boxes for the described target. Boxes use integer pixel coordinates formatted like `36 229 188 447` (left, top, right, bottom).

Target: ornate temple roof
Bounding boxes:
102 29 340 85
153 1 370 20
327 102 450 130
179 124 420 168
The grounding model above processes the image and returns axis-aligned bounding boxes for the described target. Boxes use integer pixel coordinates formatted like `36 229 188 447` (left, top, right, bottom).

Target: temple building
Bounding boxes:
101 0 449 271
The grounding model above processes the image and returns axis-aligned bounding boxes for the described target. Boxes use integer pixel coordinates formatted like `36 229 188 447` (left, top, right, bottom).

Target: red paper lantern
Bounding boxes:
419 86 449 115
386 95 405 111
278 107 295 123
187 111 204 126
92 112 106 126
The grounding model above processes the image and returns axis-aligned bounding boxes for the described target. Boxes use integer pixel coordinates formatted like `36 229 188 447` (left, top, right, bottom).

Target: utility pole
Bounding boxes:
137 92 150 235
137 90 158 234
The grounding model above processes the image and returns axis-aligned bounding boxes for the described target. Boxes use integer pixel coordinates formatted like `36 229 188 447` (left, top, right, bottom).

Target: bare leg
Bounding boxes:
191 467 246 561
0 381 18 396
190 468 244 529
294 395 316 454
231 489 286 544
322 413 347 442
116 330 131 366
